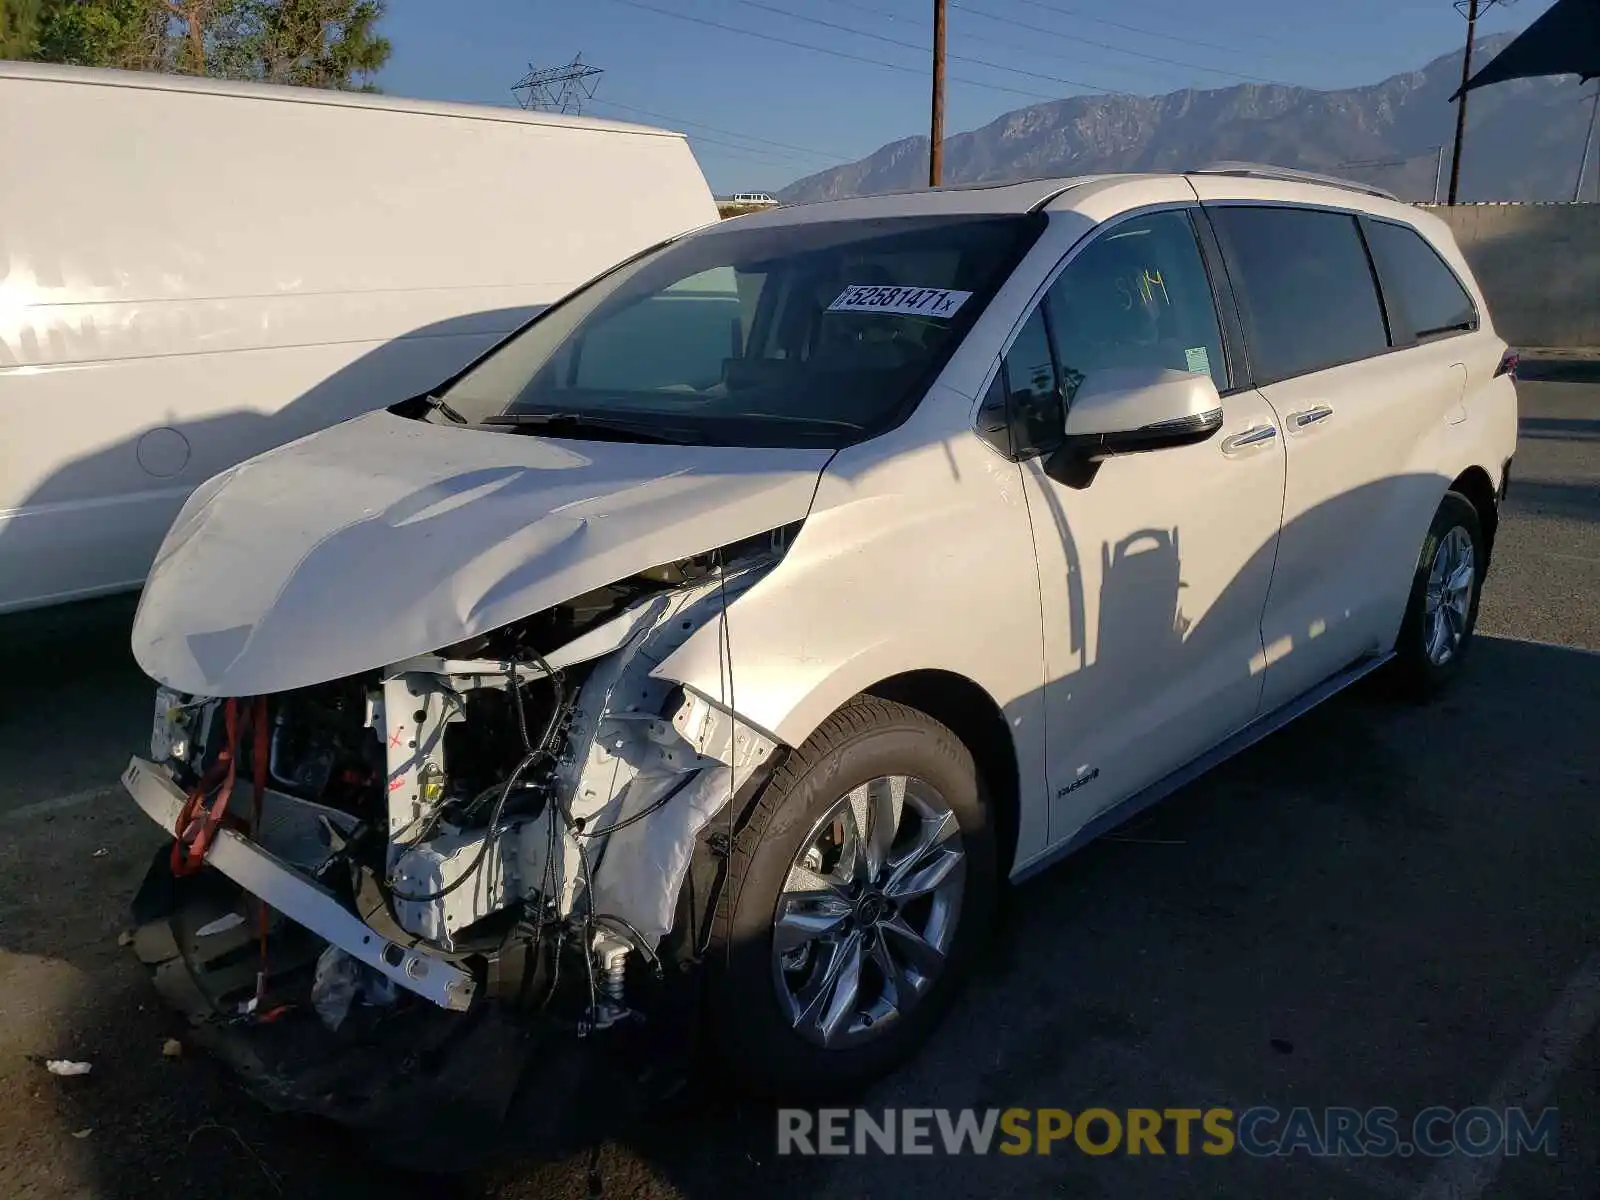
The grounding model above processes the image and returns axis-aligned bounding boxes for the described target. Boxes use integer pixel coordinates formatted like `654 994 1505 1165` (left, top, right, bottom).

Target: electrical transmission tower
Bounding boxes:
512 54 604 115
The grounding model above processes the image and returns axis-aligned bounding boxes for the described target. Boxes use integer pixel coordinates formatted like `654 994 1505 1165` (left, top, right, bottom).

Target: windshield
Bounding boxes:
429 213 1044 447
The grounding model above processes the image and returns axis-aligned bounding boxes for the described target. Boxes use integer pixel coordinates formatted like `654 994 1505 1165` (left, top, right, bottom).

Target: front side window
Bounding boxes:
992 306 1061 458
1209 206 1390 385
984 209 1225 461
430 214 1044 448
1044 209 1228 399
1364 219 1478 343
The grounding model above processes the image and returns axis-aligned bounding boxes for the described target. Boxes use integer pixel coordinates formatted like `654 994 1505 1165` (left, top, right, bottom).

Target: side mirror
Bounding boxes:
1044 367 1224 489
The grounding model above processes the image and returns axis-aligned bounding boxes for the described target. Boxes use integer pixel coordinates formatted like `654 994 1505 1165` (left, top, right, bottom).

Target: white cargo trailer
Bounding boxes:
0 62 719 613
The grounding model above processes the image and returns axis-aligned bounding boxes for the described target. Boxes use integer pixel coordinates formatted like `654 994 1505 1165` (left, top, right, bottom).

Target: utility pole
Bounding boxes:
1434 143 1445 204
1576 86 1600 203
929 0 946 187
1447 0 1480 205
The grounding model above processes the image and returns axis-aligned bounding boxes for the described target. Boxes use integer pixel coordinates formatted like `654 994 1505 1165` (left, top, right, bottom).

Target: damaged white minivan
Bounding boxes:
121 166 1518 1148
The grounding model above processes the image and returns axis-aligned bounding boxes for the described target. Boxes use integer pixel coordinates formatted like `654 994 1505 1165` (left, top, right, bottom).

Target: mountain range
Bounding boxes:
778 35 1599 204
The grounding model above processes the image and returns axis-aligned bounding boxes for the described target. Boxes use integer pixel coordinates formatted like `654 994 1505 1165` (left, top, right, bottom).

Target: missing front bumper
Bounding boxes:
128 845 553 1163
121 755 475 1011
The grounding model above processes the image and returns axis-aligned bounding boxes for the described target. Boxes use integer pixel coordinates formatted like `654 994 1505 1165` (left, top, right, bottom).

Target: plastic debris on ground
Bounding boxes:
162 1038 184 1058
311 945 399 1031
195 912 246 938
45 1060 92 1076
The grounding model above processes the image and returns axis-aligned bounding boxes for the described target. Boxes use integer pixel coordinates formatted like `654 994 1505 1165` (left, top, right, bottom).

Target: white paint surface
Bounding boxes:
0 62 718 614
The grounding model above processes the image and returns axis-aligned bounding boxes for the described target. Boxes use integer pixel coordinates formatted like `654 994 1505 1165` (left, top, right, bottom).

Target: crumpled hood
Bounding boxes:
132 410 832 696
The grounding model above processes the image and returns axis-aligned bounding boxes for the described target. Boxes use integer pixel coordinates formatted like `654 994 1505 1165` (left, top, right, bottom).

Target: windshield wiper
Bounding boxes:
422 393 468 424
479 411 709 445
723 411 868 431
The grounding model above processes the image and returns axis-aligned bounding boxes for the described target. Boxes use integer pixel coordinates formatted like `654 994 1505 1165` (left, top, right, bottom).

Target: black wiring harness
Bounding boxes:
387 654 567 905
381 554 746 1022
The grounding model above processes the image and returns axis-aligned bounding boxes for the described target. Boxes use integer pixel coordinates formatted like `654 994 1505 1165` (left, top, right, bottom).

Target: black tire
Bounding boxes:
1390 490 1485 700
704 696 997 1098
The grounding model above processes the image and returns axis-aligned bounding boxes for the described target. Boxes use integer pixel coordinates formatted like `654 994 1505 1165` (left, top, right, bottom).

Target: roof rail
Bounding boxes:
1187 161 1400 203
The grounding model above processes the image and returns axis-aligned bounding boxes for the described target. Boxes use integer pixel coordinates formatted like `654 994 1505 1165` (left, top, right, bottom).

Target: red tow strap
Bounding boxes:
170 696 269 877
170 695 277 1014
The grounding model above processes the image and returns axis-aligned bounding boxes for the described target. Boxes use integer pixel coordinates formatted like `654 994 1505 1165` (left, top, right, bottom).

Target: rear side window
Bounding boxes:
1210 206 1390 385
1364 220 1478 343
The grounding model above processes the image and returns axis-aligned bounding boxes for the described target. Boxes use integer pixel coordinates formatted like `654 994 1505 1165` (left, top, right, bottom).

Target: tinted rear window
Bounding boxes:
1364 219 1478 343
1210 206 1391 385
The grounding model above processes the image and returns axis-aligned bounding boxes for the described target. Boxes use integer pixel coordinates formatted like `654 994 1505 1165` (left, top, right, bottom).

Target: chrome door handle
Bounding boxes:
1220 424 1278 454
1287 405 1334 429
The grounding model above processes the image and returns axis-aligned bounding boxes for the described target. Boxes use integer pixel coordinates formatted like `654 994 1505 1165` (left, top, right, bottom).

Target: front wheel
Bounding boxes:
705 697 997 1097
1391 490 1485 699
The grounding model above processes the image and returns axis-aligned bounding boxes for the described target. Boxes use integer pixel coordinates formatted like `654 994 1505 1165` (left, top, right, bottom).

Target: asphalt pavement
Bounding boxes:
1 370 1596 1200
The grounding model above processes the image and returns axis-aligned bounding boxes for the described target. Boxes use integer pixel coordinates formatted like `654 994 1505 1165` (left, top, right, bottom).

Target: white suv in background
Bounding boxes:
121 165 1517 1126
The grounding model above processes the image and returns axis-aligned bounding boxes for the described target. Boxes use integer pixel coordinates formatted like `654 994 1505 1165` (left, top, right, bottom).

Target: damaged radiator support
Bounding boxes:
127 537 788 1029
381 567 779 957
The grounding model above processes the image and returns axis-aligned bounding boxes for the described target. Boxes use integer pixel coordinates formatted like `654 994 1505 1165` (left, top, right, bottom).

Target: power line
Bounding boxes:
585 99 815 167
816 0 1214 88
670 137 807 166
766 0 1270 88
587 96 858 163
951 0 1275 83
733 0 1115 94
599 117 817 167
598 0 1068 105
584 101 858 179
1007 0 1283 63
873 0 1346 63
1090 0 1360 59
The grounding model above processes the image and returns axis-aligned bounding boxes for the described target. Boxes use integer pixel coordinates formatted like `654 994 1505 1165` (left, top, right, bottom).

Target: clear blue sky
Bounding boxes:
378 0 1539 195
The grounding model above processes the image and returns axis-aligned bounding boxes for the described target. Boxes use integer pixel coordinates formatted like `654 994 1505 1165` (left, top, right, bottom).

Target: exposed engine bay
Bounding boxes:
121 526 795 1151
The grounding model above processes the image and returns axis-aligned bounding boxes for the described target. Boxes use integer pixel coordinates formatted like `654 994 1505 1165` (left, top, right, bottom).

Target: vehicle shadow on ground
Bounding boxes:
1514 356 1600 386
1503 479 1600 522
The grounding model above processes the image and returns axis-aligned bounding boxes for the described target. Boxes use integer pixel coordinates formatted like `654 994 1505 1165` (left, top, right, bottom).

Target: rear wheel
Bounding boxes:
705 697 996 1096
1391 491 1484 699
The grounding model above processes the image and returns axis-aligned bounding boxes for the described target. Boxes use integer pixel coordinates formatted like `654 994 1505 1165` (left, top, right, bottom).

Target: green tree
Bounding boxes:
163 0 219 74
210 0 388 90
24 0 166 70
0 0 44 60
4 0 390 91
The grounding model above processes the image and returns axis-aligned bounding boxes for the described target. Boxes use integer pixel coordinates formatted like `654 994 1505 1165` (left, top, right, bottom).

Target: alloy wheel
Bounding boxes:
771 775 966 1049
1424 525 1475 665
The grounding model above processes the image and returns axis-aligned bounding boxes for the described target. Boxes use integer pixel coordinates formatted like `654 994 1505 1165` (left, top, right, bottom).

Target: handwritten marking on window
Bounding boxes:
1116 268 1171 311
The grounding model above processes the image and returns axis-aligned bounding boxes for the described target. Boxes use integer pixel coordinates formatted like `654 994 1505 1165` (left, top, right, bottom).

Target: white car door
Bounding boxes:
998 208 1287 846
1206 204 1454 712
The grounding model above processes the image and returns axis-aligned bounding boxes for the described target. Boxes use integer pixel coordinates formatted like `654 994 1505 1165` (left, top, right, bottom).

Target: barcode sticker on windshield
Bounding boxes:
827 285 974 318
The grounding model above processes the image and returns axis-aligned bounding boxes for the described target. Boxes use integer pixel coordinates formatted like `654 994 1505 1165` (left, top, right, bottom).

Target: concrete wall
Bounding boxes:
1417 203 1600 348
